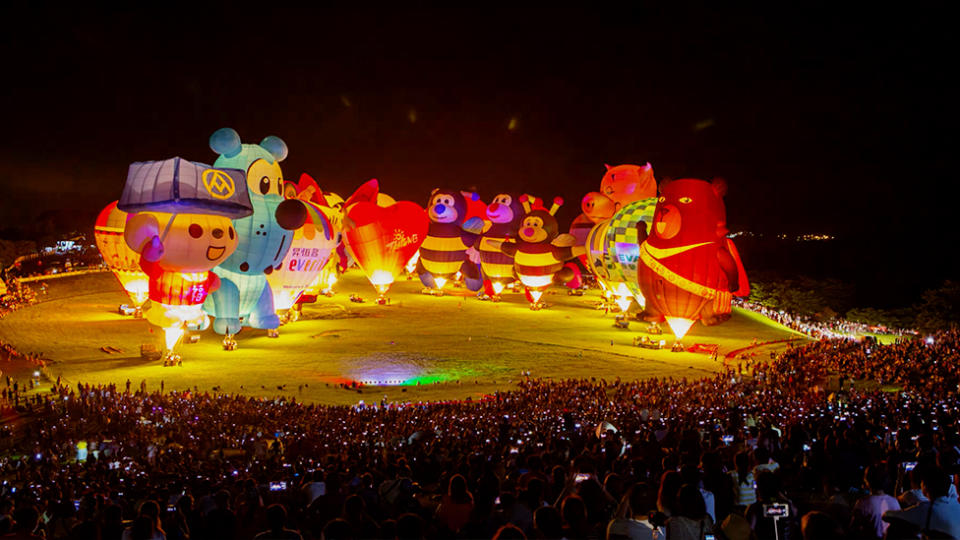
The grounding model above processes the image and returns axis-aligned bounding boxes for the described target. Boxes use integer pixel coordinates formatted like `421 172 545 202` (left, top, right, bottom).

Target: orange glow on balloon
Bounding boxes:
94 201 150 307
342 201 428 296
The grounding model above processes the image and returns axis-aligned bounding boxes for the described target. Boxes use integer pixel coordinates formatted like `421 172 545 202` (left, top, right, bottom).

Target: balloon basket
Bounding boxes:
421 287 444 297
134 307 143 319
670 341 685 353
280 308 299 325
375 295 390 305
222 335 238 351
529 301 546 311
567 288 584 296
162 352 182 367
613 314 630 329
633 336 665 350
267 328 280 338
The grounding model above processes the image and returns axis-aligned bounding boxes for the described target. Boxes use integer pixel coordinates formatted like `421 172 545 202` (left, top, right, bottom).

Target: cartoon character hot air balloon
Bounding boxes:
570 163 657 256
118 157 253 361
477 193 525 301
267 182 339 321
342 200 429 303
494 196 580 310
636 178 749 341
94 201 150 314
202 128 308 344
417 189 485 295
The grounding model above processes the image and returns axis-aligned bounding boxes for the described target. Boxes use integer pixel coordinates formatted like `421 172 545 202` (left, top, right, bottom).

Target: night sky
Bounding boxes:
1 5 954 293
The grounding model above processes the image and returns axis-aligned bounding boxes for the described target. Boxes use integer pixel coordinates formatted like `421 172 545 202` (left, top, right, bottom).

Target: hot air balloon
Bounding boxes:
342 200 428 302
495 196 579 309
636 178 749 341
603 198 658 310
281 174 343 305
202 128 308 343
417 189 484 294
94 201 149 314
478 193 524 300
267 197 338 320
118 157 252 360
574 163 657 267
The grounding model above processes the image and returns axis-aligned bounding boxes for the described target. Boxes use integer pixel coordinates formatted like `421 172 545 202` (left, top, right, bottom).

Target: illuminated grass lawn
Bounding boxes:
1 272 808 405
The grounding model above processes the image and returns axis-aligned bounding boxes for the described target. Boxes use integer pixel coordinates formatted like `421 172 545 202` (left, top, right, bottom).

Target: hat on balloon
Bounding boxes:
118 157 253 219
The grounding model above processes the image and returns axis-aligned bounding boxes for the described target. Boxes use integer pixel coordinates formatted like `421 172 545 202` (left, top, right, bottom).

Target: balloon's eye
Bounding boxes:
259 176 271 195
189 224 203 238
228 227 235 240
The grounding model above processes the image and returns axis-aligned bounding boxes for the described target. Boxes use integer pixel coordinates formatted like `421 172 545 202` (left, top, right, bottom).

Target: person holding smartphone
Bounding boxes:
745 472 799 540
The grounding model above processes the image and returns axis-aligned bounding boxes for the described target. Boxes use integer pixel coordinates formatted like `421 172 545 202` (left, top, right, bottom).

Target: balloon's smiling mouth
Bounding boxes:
206 245 226 260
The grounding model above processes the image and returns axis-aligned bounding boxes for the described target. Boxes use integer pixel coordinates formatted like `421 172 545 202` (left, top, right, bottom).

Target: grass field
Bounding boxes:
1 271 809 405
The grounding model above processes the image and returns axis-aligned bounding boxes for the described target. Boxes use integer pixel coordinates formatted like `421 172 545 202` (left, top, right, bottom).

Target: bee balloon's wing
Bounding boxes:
551 234 577 248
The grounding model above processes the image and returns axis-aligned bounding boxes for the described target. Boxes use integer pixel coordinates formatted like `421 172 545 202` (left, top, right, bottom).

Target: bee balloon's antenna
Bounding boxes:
549 197 564 216
519 194 532 214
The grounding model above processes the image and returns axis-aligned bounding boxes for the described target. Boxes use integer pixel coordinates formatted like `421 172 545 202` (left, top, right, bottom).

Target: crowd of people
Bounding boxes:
0 326 958 539
0 281 39 321
733 299 915 341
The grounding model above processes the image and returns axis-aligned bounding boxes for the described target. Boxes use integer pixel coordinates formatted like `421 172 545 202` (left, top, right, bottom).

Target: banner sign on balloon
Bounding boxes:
267 201 337 311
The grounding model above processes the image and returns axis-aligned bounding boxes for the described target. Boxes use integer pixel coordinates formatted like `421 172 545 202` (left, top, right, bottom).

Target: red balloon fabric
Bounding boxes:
343 201 429 292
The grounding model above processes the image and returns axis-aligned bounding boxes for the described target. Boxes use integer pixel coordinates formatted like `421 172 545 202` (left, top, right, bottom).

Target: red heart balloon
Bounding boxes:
343 201 428 291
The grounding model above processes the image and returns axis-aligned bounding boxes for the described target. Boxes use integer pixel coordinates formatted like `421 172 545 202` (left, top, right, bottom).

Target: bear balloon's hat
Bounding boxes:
118 157 253 219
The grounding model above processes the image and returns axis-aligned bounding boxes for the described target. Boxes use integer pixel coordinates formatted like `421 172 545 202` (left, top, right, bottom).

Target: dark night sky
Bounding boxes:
1 5 955 292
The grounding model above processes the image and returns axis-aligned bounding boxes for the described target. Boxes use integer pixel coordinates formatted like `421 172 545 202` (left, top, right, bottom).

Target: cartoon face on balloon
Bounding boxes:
486 193 524 226
581 163 657 223
649 178 729 246
518 211 557 244
427 190 468 224
124 212 239 273
207 128 307 276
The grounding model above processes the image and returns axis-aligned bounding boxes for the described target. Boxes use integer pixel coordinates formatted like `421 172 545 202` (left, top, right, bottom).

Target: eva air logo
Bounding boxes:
202 169 236 200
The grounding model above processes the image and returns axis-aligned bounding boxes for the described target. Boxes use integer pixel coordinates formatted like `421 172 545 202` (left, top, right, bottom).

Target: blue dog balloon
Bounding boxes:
203 128 307 337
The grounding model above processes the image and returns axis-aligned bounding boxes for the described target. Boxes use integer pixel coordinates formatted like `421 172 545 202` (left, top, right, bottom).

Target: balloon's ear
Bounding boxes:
639 164 655 183
712 177 728 198
659 177 673 194
124 213 162 254
431 188 440 196
604 163 612 171
210 128 242 157
260 136 288 162
283 181 299 200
